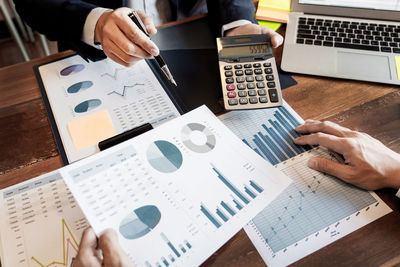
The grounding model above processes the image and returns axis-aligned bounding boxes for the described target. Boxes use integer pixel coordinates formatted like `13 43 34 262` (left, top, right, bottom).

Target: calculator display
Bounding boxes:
220 44 270 57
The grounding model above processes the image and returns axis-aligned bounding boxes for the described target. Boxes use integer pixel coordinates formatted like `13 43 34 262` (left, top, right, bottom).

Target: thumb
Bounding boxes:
308 157 354 181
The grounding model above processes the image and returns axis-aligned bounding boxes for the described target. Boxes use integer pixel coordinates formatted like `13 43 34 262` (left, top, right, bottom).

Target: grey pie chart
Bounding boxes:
181 123 216 153
119 205 161 240
147 140 183 173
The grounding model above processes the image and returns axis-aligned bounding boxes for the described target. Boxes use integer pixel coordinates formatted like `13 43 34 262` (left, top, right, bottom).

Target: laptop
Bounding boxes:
281 0 400 85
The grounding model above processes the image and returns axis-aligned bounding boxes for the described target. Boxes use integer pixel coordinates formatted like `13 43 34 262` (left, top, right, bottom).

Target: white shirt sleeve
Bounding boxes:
82 7 112 49
396 189 400 198
221 19 253 36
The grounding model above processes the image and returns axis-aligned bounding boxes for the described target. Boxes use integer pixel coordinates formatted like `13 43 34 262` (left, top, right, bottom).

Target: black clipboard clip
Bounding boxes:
98 123 153 151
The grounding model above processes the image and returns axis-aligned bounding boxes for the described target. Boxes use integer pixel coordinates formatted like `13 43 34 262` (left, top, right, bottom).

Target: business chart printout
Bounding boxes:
219 101 392 267
60 105 292 267
38 55 180 162
0 171 89 267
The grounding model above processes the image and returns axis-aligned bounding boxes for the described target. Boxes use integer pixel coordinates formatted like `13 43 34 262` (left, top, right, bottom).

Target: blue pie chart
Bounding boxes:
147 140 183 173
67 81 93 93
74 99 102 113
119 205 162 240
60 64 85 76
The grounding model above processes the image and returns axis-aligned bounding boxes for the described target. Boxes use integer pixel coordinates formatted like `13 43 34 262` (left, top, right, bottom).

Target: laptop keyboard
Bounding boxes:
296 17 400 53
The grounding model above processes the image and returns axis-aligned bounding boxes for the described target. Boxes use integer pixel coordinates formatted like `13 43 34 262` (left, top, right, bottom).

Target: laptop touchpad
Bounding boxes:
337 51 391 80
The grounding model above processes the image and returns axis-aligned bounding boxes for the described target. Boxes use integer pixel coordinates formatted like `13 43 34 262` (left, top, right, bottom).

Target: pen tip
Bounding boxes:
172 79 177 86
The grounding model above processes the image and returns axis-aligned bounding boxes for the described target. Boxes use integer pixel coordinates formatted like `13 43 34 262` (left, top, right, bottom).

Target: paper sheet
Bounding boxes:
38 55 180 162
219 101 392 266
60 106 292 267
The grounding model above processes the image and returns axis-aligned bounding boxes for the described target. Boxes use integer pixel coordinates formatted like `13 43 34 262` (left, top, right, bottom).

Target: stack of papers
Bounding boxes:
256 0 291 24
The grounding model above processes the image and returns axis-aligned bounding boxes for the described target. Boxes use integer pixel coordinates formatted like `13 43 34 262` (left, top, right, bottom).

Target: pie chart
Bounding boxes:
74 99 102 113
119 205 161 240
67 81 93 94
181 123 216 153
147 140 183 173
60 64 85 76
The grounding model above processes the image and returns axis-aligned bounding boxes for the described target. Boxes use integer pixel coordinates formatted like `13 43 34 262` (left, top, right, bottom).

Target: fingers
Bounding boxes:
103 35 148 66
294 132 348 154
79 227 98 254
136 10 157 34
308 156 355 180
296 120 352 137
74 228 102 267
260 26 283 48
98 229 133 267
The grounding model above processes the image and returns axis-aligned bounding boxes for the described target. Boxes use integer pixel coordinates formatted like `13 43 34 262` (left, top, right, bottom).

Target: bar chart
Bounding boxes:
200 164 265 228
144 233 192 267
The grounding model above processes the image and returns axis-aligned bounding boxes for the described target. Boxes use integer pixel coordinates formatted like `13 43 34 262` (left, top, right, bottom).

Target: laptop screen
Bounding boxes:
299 0 400 12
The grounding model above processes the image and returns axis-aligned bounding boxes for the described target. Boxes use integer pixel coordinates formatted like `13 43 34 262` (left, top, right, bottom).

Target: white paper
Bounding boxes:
38 55 180 162
219 101 392 267
0 171 89 267
60 105 292 267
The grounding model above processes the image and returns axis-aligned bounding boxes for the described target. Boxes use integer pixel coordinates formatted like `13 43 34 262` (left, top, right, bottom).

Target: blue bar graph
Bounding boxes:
221 201 236 216
184 240 192 249
216 208 229 222
211 164 250 205
161 257 169 267
161 233 181 258
233 198 243 210
179 244 187 253
201 203 221 228
250 180 263 193
244 186 257 199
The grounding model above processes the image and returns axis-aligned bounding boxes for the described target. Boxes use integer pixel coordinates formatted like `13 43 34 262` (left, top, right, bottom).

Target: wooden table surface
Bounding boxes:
0 19 400 267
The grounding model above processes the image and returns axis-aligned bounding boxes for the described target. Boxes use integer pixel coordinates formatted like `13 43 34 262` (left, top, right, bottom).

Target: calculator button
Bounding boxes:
263 62 272 67
245 69 253 75
249 97 258 104
255 75 264 81
227 91 237 98
237 84 246 90
259 96 268 103
226 77 234 84
236 77 245 83
268 89 279 102
257 89 266 96
225 71 233 77
239 98 248 104
226 84 235 91
267 82 276 88
266 74 274 81
228 98 238 105
235 70 244 76
253 63 261 68
248 90 257 96
254 68 263 75
234 64 243 69
224 65 232 70
246 76 255 82
264 68 273 74
256 82 265 88
247 83 256 89
244 64 252 68
238 91 247 97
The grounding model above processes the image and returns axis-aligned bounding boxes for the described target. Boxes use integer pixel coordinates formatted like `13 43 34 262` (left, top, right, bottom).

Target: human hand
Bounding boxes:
294 120 400 190
73 228 134 267
95 8 159 67
225 23 284 48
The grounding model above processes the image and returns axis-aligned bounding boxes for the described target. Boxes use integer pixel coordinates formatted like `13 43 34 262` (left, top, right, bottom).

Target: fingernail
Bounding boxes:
308 158 317 169
295 125 303 131
293 137 300 143
151 48 159 56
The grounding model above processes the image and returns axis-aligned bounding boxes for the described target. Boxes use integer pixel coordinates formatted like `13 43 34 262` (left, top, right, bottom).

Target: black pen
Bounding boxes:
128 11 177 86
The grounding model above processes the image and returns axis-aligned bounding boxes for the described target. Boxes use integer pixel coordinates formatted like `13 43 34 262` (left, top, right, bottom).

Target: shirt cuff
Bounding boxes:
396 189 400 198
82 7 112 49
221 19 253 36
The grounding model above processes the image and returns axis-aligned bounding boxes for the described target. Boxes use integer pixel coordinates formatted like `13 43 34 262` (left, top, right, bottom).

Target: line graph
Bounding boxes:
101 68 124 80
107 83 145 97
31 219 79 267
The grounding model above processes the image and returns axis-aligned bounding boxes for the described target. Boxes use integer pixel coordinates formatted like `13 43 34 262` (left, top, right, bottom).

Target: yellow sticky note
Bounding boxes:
258 0 290 11
395 56 400 80
67 110 117 151
258 20 282 32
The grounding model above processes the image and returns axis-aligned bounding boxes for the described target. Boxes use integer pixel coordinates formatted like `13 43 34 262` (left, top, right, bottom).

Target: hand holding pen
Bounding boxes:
94 8 159 67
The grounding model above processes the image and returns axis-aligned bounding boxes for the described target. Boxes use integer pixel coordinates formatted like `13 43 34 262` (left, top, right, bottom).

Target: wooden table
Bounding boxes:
1 19 400 267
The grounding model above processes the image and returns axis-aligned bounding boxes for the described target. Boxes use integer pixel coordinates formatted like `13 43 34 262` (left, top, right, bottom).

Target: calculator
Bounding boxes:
216 34 283 110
